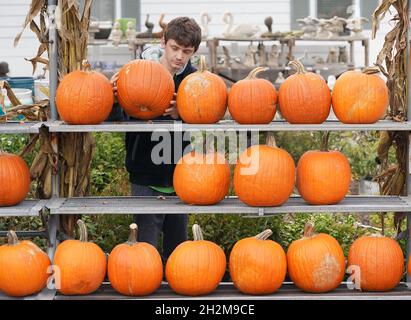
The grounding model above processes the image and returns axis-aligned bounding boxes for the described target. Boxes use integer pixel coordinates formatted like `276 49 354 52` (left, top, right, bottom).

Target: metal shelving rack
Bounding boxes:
0 0 411 300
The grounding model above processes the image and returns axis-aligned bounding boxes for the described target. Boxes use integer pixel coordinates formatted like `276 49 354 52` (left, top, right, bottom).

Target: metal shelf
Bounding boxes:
0 288 56 301
2 283 409 300
53 282 411 300
0 122 42 134
45 196 411 216
0 200 48 217
46 120 411 132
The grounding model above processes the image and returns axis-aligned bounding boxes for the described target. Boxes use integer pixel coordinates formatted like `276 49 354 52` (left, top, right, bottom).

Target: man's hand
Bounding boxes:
110 72 119 102
163 93 179 120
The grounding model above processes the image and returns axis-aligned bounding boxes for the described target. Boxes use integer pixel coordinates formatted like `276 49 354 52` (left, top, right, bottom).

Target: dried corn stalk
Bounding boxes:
14 0 95 237
372 0 408 235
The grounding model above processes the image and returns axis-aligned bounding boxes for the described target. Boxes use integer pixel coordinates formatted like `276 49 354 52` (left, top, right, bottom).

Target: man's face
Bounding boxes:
161 38 196 73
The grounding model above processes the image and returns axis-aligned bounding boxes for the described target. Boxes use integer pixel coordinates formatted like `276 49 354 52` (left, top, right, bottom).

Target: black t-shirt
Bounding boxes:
107 55 197 187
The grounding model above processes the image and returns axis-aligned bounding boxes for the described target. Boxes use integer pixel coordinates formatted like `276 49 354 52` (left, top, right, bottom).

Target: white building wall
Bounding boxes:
0 0 397 77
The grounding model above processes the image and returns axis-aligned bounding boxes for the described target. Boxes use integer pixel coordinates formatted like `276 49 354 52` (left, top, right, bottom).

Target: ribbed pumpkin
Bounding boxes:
108 224 163 296
229 229 287 295
117 59 175 119
228 67 277 124
234 133 295 206
279 60 331 124
53 220 107 295
166 224 226 296
0 151 30 206
297 132 351 205
287 223 345 293
0 230 51 297
56 60 114 124
177 55 227 123
173 147 230 205
348 235 404 291
408 255 411 279
332 67 389 124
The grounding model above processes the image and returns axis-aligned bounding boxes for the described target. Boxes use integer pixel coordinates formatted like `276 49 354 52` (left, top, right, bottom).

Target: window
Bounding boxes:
78 0 141 30
291 0 379 30
317 0 353 19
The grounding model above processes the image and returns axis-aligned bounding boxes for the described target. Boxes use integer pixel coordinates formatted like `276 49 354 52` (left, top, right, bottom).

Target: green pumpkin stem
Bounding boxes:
255 229 273 240
266 132 277 148
363 66 381 75
199 55 207 73
192 224 204 241
303 222 315 238
321 131 330 152
288 60 307 75
7 230 19 246
127 223 138 245
77 219 88 242
246 67 269 80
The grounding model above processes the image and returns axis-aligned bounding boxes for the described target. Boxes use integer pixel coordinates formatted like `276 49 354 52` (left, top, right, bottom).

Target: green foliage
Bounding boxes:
81 215 133 252
90 132 129 196
0 131 405 258
275 131 396 181
191 213 370 258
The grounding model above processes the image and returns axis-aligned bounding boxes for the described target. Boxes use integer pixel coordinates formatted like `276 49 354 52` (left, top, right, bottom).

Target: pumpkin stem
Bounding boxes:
321 131 330 152
127 223 138 245
266 132 277 148
246 67 269 80
363 66 381 75
199 55 207 72
81 59 92 72
288 60 307 75
77 219 88 242
303 222 315 238
7 230 19 246
192 224 204 241
255 229 273 240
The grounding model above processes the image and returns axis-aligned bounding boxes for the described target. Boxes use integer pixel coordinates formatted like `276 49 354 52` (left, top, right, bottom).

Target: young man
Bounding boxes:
109 17 201 261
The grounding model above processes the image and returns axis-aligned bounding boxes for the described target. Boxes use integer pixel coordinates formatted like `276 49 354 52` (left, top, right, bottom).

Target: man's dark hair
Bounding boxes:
164 17 202 51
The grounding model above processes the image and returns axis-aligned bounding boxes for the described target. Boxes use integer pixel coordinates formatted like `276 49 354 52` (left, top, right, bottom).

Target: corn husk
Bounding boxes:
15 0 95 237
372 0 408 236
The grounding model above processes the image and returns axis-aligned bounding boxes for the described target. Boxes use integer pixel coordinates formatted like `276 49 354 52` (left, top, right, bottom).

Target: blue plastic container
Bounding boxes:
7 77 35 95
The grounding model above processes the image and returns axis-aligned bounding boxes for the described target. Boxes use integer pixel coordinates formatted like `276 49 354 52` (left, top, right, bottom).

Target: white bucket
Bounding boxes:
1 88 33 108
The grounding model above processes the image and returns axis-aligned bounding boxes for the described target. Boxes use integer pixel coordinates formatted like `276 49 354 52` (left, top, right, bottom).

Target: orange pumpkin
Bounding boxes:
0 151 30 206
53 220 107 295
228 67 277 124
332 67 389 124
0 230 51 297
234 133 295 206
408 256 411 278
177 55 227 123
229 229 287 295
117 59 175 120
108 224 163 296
297 132 351 205
287 222 345 293
174 149 230 205
166 224 226 296
56 60 114 124
348 235 404 291
279 60 331 124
